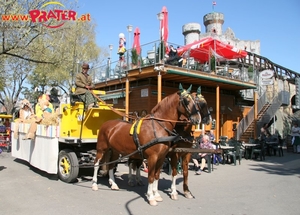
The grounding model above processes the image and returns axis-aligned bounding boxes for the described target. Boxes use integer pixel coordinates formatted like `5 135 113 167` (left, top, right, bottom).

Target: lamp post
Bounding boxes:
157 12 163 63
72 59 80 92
127 25 133 49
127 25 133 69
108 44 113 79
251 48 255 83
109 44 113 59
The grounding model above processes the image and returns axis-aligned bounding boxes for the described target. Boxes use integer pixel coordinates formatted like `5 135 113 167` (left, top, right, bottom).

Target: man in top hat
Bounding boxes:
74 63 98 110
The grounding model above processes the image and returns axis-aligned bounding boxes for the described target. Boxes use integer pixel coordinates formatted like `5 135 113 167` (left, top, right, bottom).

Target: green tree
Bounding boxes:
0 0 103 114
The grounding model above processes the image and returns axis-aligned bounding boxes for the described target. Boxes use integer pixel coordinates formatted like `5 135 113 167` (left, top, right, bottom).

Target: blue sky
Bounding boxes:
77 0 300 73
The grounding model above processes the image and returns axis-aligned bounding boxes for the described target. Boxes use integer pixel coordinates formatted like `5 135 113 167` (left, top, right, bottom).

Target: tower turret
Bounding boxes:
203 12 224 35
182 23 201 45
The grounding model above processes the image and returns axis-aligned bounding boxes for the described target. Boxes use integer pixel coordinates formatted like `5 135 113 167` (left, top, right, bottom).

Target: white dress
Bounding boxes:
291 126 300 145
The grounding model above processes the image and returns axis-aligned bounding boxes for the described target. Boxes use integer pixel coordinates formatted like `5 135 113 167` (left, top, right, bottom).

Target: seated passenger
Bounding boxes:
165 45 182 66
192 134 215 175
24 101 61 140
35 94 54 118
4 118 10 128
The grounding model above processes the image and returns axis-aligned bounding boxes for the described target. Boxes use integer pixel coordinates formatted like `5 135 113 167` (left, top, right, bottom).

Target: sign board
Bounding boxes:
261 78 273 86
259 70 274 79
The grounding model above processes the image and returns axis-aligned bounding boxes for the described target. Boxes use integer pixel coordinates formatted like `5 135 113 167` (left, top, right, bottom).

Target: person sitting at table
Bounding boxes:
208 130 215 142
291 122 300 153
259 123 271 141
207 130 222 165
192 134 214 175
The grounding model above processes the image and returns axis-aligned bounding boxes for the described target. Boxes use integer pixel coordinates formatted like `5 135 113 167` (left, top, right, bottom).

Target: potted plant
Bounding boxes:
210 56 216 72
248 66 254 80
131 48 139 68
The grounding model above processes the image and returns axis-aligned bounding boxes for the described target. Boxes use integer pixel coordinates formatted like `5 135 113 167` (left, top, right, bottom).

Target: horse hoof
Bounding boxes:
155 196 163 202
111 184 119 190
149 200 158 206
184 192 194 199
171 194 178 200
92 185 98 191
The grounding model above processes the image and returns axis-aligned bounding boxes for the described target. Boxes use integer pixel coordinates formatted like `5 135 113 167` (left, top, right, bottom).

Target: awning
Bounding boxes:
100 92 126 100
177 37 247 63
166 69 257 90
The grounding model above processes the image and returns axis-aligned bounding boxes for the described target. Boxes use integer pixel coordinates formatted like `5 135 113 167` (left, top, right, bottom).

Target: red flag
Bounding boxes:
212 1 216 5
132 27 141 55
160 6 169 53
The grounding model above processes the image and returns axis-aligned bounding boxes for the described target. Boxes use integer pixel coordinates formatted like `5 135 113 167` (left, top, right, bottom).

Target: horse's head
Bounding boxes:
178 84 201 125
193 86 211 125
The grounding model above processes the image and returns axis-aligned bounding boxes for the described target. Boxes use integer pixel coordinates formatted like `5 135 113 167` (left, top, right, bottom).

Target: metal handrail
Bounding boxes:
236 90 287 140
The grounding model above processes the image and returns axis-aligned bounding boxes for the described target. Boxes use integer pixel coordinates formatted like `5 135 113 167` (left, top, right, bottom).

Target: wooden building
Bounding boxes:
94 63 257 142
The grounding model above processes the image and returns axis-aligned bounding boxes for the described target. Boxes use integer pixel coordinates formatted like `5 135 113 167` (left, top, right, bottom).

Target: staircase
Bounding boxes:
236 91 289 142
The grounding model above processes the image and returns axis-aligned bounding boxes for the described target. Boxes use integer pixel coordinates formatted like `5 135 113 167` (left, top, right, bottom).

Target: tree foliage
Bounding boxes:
0 0 102 114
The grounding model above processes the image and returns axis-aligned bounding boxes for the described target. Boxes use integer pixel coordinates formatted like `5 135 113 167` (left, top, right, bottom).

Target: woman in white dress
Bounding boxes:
291 122 300 153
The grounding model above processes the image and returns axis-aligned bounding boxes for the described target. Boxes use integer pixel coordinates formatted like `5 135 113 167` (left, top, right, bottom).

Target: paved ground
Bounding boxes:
0 149 300 215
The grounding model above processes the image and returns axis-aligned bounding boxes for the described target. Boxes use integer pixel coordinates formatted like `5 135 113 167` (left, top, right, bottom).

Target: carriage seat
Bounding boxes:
70 93 83 106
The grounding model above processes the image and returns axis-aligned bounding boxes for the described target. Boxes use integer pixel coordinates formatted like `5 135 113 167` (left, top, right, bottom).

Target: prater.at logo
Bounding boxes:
2 1 90 29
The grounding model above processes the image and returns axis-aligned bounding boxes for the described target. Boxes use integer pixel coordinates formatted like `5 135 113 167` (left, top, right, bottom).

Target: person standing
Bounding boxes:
75 63 98 110
291 122 300 153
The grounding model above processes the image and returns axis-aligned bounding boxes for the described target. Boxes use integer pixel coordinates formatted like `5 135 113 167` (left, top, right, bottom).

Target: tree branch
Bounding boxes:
3 52 55 64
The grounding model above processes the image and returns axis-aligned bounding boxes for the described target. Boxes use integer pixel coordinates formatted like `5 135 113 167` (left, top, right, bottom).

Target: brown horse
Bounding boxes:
168 87 212 200
128 87 212 199
91 84 201 206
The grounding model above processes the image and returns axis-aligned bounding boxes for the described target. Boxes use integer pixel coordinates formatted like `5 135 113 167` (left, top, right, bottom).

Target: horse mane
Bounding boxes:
150 92 179 114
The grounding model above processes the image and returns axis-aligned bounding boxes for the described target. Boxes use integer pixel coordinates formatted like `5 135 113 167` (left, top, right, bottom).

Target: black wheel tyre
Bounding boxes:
58 149 79 183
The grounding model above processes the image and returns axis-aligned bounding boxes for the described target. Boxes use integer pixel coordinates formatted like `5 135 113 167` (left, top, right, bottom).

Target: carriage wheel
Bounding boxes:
58 149 79 183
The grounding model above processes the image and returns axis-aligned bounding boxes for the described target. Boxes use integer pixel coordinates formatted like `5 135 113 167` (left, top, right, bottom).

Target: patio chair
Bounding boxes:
224 140 242 165
219 136 228 146
251 140 266 161
271 136 284 157
244 137 255 158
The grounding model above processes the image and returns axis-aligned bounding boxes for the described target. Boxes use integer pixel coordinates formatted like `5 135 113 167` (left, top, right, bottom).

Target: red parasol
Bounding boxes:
160 6 169 52
132 27 141 54
177 37 247 63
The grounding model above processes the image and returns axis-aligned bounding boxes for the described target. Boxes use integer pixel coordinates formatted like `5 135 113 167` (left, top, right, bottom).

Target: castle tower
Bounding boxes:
182 23 201 45
203 12 224 35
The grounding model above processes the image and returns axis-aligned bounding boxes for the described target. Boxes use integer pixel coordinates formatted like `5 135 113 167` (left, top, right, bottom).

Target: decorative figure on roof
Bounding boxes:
118 33 126 61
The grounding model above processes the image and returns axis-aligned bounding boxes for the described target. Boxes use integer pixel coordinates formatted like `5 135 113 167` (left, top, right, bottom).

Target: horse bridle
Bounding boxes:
179 91 201 117
195 94 211 119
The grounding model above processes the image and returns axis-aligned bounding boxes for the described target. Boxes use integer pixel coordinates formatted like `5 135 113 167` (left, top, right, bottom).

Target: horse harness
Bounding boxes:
132 115 180 160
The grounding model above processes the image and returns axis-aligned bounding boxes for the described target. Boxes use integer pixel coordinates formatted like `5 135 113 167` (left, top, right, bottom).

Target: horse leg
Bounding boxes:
152 158 165 202
128 161 135 187
108 153 120 190
169 153 179 200
182 153 194 199
153 179 163 202
128 159 144 186
108 168 119 190
146 158 159 206
136 165 144 186
134 159 144 186
147 182 157 206
92 159 100 191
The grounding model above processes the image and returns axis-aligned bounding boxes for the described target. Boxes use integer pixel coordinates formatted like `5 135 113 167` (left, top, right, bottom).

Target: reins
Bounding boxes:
90 89 194 125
